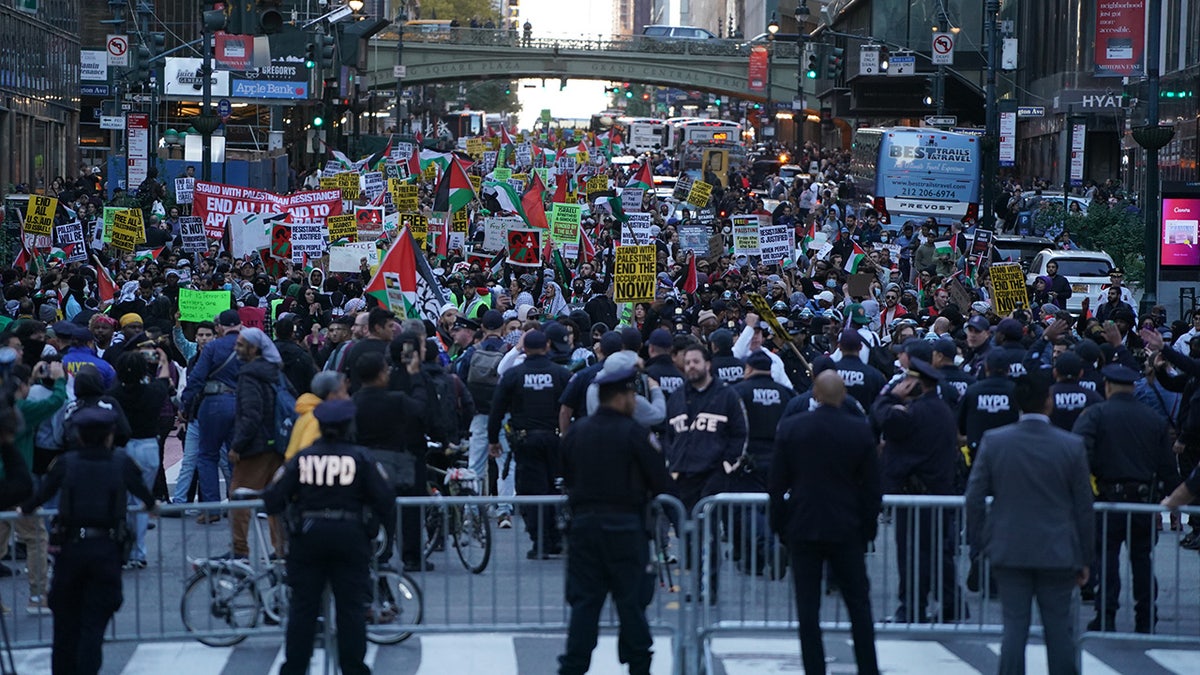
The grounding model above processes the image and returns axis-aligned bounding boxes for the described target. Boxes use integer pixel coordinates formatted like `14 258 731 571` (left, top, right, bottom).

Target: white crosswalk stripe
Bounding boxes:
9 634 1200 673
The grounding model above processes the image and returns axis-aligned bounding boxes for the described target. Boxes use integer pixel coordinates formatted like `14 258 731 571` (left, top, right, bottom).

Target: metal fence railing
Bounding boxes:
1 495 1198 674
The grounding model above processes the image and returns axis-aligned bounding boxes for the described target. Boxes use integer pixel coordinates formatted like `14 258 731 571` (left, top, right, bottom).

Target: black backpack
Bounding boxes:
426 371 468 445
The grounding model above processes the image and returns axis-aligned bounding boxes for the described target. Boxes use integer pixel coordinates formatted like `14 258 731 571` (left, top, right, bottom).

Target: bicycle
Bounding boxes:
181 493 423 646
423 446 492 574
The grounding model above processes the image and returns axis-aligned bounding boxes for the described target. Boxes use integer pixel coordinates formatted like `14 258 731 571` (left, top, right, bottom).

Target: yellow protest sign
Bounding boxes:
451 209 469 234
128 208 146 243
466 137 484 157
469 175 482 193
991 263 1030 316
23 196 57 236
109 209 141 252
402 213 429 249
687 180 713 208
585 175 609 198
422 163 438 182
391 181 419 213
337 173 360 200
319 176 339 191
614 245 657 304
327 214 358 242
747 293 787 338
550 203 582 244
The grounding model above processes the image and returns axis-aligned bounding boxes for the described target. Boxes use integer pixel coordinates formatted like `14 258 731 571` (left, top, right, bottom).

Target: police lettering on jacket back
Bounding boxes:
1055 391 1090 411
977 393 1011 413
298 454 358 486
838 368 865 388
657 374 684 395
751 387 782 406
524 373 555 391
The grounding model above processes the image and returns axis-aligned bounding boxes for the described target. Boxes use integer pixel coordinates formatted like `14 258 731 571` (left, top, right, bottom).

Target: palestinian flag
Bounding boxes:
844 242 867 273
799 222 817 251
484 180 527 219
551 249 573 293
594 195 629 223
46 247 69 264
579 228 597 262
626 161 653 190
522 173 550 230
93 256 116 306
406 143 422 178
12 242 32 271
365 227 450 323
552 172 570 203
366 135 393 172
680 252 698 294
431 156 475 214
134 247 164 263
935 238 954 257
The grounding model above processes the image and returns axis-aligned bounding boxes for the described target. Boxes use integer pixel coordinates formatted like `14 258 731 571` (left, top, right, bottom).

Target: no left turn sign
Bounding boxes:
107 34 129 67
931 33 955 65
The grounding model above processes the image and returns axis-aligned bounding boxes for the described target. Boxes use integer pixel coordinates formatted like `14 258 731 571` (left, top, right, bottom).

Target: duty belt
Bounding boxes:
300 509 362 522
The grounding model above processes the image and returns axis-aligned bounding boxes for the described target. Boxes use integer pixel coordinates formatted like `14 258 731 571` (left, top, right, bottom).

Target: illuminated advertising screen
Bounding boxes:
1162 196 1200 267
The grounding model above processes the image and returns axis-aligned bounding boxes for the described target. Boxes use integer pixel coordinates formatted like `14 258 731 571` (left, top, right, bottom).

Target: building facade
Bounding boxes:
0 0 80 193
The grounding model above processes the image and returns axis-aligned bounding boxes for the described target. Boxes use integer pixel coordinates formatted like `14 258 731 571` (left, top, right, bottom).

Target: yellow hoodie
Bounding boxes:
285 393 325 460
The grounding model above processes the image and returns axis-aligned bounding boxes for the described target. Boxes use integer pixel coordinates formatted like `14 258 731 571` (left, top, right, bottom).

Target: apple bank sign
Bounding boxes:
231 58 308 99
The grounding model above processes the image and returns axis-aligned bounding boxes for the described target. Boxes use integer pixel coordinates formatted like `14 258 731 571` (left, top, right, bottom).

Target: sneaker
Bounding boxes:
195 513 221 525
1181 530 1200 550
497 515 513 529
26 596 50 616
122 560 147 570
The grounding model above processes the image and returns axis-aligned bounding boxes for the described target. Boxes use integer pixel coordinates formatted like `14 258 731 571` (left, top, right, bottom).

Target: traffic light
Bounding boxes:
1162 89 1194 98
714 96 722 106
130 42 151 83
804 45 819 79
202 8 227 34
625 89 634 99
316 33 336 69
147 32 165 58
504 83 512 95
256 0 284 35
825 46 844 80
313 112 324 127
304 40 317 69
922 78 934 106
642 92 650 101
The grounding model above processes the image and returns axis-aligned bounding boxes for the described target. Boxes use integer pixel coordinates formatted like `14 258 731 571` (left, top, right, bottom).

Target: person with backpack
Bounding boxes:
422 334 476 450
273 316 318 396
107 349 172 570
457 310 515 528
227 327 288 560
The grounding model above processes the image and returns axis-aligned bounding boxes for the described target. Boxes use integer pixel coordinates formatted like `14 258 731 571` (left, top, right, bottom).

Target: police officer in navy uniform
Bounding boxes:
1049 351 1103 431
488 329 571 559
931 339 974 403
709 329 745 386
1072 364 1179 633
813 330 887 411
557 363 675 675
958 349 1019 464
729 351 796 575
262 399 396 675
643 329 685 398
20 407 156 675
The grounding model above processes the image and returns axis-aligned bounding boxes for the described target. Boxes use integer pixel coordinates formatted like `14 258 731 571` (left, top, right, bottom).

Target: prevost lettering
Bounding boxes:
298 454 357 486
977 394 1010 413
1055 392 1089 410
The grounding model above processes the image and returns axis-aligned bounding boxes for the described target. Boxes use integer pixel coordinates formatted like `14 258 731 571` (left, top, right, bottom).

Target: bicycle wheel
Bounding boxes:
181 565 261 647
452 490 492 574
366 570 424 644
258 564 290 626
423 505 445 560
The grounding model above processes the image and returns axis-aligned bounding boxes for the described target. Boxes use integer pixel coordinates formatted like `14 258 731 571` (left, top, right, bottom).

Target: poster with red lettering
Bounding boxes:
192 182 343 240
1093 0 1145 77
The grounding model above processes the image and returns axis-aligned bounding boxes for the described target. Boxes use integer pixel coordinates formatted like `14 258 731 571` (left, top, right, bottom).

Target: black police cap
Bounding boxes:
1100 364 1140 385
313 399 356 426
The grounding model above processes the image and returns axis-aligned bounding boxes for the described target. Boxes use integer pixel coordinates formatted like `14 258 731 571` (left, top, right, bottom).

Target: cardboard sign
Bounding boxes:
550 203 582 244
465 137 485 157
732 215 762 256
175 177 195 204
946 274 974 311
620 188 644 214
847 274 874 299
622 212 653 246
109 209 140 252
672 175 694 202
614 245 657 304
757 221 794 266
686 180 713 208
178 288 232 323
991 263 1029 316
678 224 708 255
506 228 543 267
55 221 84 247
361 172 386 201
24 196 57 236
290 221 325 254
329 242 379 272
327 214 357 243
585 175 610 198
747 293 787 337
401 213 428 249
337 173 360 200
179 216 206 252
482 215 522 252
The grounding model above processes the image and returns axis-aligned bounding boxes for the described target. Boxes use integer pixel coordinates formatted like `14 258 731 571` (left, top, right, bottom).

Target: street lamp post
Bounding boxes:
795 2 809 137
1133 0 1173 314
395 7 409 133
982 0 999 230
766 14 779 143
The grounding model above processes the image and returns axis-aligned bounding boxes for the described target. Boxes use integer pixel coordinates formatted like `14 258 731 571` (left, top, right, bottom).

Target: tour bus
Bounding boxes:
675 119 745 188
613 116 667 153
850 126 982 227
664 117 703 152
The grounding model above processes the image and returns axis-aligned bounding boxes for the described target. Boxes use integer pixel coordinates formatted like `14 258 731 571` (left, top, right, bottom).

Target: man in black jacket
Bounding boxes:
488 330 571 559
958 350 1020 464
274 316 317 395
459 310 516 527
771 371 880 675
353 350 429 572
228 327 286 559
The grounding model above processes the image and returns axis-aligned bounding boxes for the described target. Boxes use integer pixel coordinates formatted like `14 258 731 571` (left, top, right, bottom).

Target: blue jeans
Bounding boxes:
173 419 230 505
123 437 159 563
468 414 513 517
197 394 237 506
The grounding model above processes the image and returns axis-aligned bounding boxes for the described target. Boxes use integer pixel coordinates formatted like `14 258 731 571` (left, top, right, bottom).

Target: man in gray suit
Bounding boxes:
966 371 1094 675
